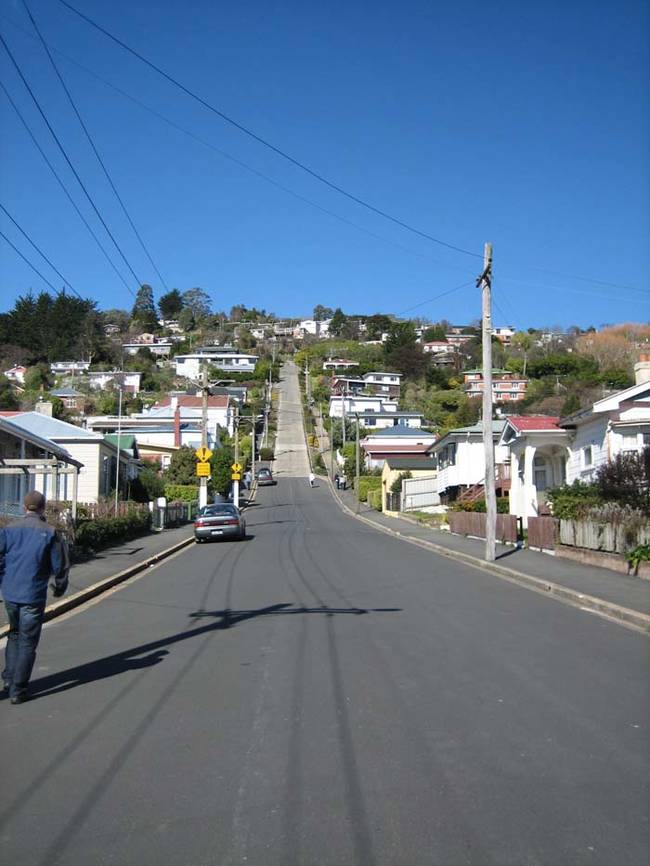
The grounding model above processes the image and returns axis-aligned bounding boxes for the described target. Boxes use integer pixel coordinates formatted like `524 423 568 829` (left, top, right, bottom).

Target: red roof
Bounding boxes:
506 415 561 432
156 395 228 409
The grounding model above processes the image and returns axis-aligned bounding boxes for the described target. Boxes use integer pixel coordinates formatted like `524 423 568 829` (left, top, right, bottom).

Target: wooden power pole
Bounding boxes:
200 363 209 509
479 242 497 562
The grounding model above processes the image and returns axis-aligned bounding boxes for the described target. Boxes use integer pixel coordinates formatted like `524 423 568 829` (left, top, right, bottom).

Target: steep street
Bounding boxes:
1 364 647 866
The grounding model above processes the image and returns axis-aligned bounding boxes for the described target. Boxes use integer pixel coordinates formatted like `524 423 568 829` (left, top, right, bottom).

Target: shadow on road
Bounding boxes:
23 603 401 700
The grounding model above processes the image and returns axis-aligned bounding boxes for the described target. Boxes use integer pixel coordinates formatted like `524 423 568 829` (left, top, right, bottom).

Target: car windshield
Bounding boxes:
258 469 271 475
200 505 238 517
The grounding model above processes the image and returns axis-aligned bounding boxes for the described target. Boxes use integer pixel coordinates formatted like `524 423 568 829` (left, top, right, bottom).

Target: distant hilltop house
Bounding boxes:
157 319 184 333
85 371 142 394
422 341 456 355
294 319 332 340
3 365 27 385
322 358 358 372
50 360 91 376
122 334 178 357
361 425 436 469
174 347 258 379
462 370 528 402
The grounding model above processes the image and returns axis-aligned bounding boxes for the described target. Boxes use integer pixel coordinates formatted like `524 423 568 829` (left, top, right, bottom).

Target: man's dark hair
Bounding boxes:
24 490 46 512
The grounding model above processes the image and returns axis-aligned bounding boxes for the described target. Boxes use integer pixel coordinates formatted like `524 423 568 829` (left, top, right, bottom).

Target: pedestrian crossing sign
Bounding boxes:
195 447 213 462
231 462 242 473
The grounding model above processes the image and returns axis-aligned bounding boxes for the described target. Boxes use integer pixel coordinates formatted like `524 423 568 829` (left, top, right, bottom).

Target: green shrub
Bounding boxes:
546 481 602 519
259 447 274 461
357 476 382 502
451 498 510 514
367 489 383 511
75 508 151 551
628 542 650 571
164 484 199 502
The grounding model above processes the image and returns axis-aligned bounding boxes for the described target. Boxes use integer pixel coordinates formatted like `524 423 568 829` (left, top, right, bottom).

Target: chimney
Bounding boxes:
635 353 650 386
173 405 181 446
170 394 178 412
34 400 53 417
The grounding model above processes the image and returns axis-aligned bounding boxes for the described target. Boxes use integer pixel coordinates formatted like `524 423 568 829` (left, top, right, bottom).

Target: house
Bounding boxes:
174 348 257 379
3 365 27 385
149 394 234 436
50 360 91 376
500 416 569 527
294 319 331 340
322 358 358 372
462 370 528 402
51 387 84 412
86 371 143 394
422 341 455 355
158 319 184 334
380 456 437 513
492 326 516 345
445 333 476 349
3 412 135 504
431 420 510 504
356 411 423 430
561 359 650 484
361 425 436 469
0 414 82 517
330 377 367 396
362 372 402 398
328 395 398 418
122 335 174 357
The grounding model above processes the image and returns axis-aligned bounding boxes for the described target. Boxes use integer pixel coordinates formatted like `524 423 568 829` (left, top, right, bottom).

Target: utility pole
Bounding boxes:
329 413 335 481
478 242 496 561
341 383 347 448
233 404 240 509
355 414 360 514
199 363 209 509
113 383 123 515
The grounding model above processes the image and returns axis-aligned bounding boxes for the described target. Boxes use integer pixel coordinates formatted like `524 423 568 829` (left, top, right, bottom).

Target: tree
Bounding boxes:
422 325 446 342
210 447 234 496
313 305 334 321
511 331 534 376
102 309 131 333
365 314 393 340
182 288 212 320
328 308 347 337
131 284 158 330
383 322 427 378
159 289 184 319
178 307 196 332
596 447 650 511
24 364 52 392
0 374 19 409
164 446 198 485
129 465 165 502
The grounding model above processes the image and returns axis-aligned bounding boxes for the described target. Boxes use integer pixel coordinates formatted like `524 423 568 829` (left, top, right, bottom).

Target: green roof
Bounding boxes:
105 433 137 453
384 457 436 470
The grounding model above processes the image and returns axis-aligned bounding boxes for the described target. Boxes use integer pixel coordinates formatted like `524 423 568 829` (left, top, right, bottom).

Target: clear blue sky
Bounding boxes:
1 0 648 328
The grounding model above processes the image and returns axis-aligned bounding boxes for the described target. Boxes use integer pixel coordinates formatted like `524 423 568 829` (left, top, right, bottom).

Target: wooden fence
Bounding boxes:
528 516 559 551
448 512 518 543
559 519 650 555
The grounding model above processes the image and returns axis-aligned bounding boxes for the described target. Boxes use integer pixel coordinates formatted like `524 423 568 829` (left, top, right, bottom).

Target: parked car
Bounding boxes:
255 467 275 486
194 504 246 542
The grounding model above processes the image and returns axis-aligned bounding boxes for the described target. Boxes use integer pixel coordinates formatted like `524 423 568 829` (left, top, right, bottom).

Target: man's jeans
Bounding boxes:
3 601 46 699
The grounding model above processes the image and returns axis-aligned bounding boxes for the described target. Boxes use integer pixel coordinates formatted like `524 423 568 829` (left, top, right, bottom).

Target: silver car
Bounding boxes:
194 504 246 542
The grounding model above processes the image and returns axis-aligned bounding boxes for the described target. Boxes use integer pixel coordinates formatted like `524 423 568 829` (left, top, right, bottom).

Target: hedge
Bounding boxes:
164 484 199 502
75 508 151 551
357 476 382 502
259 447 274 461
367 489 382 511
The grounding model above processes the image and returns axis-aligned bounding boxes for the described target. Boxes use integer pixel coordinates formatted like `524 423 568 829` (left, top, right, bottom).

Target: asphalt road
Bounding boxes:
1 474 648 866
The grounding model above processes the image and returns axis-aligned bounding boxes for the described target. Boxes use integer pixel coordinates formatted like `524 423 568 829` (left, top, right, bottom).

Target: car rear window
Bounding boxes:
200 505 238 517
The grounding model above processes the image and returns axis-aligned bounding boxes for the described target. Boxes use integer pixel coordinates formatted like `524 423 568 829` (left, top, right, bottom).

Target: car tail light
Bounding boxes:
194 519 206 527
223 519 239 526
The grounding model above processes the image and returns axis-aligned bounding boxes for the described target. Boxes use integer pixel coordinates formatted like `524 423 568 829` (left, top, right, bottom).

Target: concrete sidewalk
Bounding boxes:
0 524 193 628
329 477 650 623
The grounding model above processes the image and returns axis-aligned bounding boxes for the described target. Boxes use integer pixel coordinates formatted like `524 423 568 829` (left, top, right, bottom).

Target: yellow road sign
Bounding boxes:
231 462 242 473
195 447 213 462
196 461 211 477
231 472 241 481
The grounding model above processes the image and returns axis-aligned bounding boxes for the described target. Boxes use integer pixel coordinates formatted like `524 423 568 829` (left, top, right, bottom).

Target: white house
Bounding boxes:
500 416 568 528
492 326 516 345
3 365 27 385
561 363 650 484
122 336 174 357
51 360 91 376
361 425 436 469
294 319 331 339
174 349 257 379
328 395 398 418
4 412 134 504
356 411 423 430
86 371 143 394
362 372 402 397
422 342 456 355
322 359 358 372
431 420 509 503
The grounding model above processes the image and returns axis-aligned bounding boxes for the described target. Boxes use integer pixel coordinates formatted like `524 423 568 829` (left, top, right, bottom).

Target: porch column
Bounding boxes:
71 467 79 522
509 450 520 517
523 444 537 528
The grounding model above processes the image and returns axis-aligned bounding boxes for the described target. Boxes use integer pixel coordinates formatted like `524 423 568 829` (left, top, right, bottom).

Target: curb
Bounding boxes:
327 479 650 634
0 533 195 639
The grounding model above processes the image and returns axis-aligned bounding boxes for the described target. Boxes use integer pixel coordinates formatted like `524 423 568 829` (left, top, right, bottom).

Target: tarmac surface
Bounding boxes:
1 364 648 866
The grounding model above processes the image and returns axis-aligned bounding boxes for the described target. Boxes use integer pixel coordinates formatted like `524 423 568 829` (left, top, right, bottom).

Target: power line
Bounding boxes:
398 280 475 315
0 201 83 298
0 79 133 294
56 0 482 260
0 30 142 295
1 228 59 294
22 0 169 291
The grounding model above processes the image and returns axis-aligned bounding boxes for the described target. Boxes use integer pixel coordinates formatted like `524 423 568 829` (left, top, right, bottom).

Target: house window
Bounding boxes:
582 445 593 468
366 418 376 426
644 433 650 447
621 433 637 451
533 454 548 491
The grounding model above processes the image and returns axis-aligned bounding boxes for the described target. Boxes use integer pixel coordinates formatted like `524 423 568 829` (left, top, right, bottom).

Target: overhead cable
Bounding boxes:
0 79 133 294
22 0 169 291
0 31 142 294
0 201 83 298
1 228 59 293
56 0 482 260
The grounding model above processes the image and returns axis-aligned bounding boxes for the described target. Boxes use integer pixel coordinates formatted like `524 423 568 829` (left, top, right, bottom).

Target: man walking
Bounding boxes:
0 491 68 704
309 471 316 488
